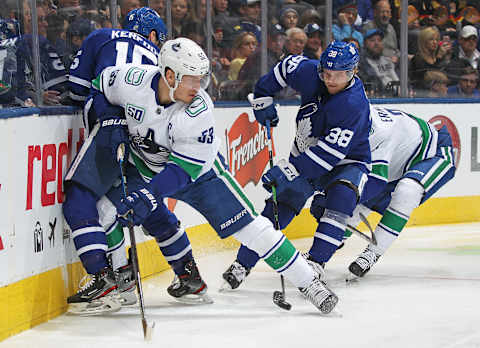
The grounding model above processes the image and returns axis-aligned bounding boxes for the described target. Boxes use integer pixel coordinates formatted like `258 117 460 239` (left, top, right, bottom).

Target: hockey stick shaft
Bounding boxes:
265 121 287 299
117 144 154 340
347 223 375 245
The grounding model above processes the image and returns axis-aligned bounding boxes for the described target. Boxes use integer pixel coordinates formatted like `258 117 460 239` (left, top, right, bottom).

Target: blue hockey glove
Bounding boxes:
262 159 315 213
247 93 279 127
117 188 158 226
96 117 130 159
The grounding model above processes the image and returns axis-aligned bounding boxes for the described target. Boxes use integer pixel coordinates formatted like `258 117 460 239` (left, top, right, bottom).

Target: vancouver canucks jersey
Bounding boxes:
95 64 219 181
69 28 160 102
369 106 438 183
254 55 371 180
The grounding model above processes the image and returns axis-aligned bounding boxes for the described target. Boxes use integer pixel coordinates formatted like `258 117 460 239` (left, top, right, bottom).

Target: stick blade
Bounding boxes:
273 291 292 311
142 319 155 341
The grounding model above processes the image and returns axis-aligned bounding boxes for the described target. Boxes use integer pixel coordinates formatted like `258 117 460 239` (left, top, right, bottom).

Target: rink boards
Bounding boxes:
1 100 480 340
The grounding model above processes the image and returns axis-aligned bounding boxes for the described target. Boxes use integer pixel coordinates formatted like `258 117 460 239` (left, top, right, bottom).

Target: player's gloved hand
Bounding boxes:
117 188 158 226
96 117 130 159
262 159 300 194
247 93 279 127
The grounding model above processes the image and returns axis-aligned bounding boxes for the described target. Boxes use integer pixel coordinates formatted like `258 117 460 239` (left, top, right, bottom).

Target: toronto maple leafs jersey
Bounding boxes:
254 55 371 180
69 28 160 102
368 106 438 183
94 64 219 181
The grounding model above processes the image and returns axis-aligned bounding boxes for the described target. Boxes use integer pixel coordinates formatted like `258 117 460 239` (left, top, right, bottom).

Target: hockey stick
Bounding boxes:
265 120 292 311
117 144 155 341
346 213 377 245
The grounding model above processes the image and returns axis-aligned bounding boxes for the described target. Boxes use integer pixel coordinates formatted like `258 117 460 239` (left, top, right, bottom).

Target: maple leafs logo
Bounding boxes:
295 118 318 153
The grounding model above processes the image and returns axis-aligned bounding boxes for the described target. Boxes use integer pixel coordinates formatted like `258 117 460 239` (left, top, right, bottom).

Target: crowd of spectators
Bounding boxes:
1 0 480 106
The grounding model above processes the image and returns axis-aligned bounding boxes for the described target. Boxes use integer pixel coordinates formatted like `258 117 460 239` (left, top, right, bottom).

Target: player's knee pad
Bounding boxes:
262 199 296 229
141 206 179 239
326 181 358 216
390 178 423 215
63 184 99 229
234 215 283 258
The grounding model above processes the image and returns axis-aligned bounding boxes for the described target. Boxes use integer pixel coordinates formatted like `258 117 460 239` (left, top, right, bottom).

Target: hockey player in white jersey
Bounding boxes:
93 37 339 314
310 106 457 278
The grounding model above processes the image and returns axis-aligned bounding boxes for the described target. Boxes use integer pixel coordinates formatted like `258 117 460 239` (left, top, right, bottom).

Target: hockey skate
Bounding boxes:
302 252 326 280
299 277 338 314
167 260 213 304
67 267 121 316
348 246 381 278
115 262 137 306
219 260 251 291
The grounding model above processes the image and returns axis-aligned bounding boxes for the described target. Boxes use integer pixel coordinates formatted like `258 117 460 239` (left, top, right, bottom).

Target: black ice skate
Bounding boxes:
67 267 121 315
302 252 326 280
167 260 213 304
115 262 137 306
299 277 338 314
348 246 381 278
220 260 251 291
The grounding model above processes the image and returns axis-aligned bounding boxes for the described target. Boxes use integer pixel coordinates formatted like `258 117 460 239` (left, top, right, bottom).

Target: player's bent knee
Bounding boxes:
233 215 283 257
391 178 423 213
326 182 358 216
63 185 99 229
97 196 117 228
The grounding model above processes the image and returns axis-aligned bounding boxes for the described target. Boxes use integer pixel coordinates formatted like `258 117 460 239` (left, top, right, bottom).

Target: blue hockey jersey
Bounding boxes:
254 55 371 180
68 28 160 103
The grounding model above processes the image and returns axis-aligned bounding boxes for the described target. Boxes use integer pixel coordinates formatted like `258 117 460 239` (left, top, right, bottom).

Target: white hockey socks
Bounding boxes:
369 178 423 255
98 196 127 269
234 216 315 288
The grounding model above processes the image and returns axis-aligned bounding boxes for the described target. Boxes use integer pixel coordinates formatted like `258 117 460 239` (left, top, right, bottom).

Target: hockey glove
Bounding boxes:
262 160 315 213
96 117 130 159
117 188 158 227
247 93 279 127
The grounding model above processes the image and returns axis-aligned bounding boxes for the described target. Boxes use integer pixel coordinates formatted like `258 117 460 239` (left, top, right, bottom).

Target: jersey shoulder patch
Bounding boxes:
185 95 208 117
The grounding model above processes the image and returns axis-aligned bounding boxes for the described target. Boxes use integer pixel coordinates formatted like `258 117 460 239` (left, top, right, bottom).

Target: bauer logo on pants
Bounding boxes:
226 113 273 187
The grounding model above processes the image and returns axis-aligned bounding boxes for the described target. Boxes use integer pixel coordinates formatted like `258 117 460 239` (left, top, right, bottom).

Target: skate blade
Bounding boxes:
67 296 122 316
218 280 234 292
118 290 138 306
173 292 214 305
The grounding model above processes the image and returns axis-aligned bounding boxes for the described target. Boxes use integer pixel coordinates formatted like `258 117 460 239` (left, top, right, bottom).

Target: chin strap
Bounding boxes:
161 74 178 102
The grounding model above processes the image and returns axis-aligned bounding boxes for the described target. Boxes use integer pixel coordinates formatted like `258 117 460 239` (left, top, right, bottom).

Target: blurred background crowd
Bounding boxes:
1 0 480 106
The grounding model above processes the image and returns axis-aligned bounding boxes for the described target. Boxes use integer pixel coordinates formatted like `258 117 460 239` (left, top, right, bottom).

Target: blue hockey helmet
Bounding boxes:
319 40 359 73
123 7 167 44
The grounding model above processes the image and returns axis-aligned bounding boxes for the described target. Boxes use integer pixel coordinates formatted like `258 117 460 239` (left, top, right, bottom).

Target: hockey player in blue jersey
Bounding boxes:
63 8 200 315
221 41 372 290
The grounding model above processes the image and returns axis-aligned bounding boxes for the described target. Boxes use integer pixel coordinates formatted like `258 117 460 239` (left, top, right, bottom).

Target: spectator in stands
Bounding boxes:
357 0 373 24
119 0 141 26
64 18 95 70
149 0 165 20
228 31 257 80
171 0 190 38
282 27 307 56
448 65 480 97
422 70 449 97
279 7 299 31
363 0 399 64
15 2 68 106
303 22 323 59
298 8 322 28
332 0 363 47
235 0 261 25
453 25 480 70
358 28 399 97
237 23 286 98
409 26 450 92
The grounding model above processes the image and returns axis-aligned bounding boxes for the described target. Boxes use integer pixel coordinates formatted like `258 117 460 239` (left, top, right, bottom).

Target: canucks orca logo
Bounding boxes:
125 67 146 86
172 42 181 52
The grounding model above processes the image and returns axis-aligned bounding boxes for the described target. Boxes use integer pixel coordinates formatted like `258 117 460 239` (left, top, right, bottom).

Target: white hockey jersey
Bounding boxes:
369 106 438 183
94 64 219 181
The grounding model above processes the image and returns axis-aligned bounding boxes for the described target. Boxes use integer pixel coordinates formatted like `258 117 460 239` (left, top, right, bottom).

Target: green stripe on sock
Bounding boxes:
344 229 353 238
380 209 408 233
106 224 124 248
264 238 296 270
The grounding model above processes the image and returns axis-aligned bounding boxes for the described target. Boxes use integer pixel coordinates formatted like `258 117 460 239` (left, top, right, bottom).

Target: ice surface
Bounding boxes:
4 223 480 348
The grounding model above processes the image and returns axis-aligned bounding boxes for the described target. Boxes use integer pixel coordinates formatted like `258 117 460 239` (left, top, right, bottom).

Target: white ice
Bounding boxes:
4 222 480 348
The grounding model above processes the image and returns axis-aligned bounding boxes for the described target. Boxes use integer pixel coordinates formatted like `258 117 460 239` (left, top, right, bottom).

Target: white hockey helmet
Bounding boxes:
158 37 211 101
